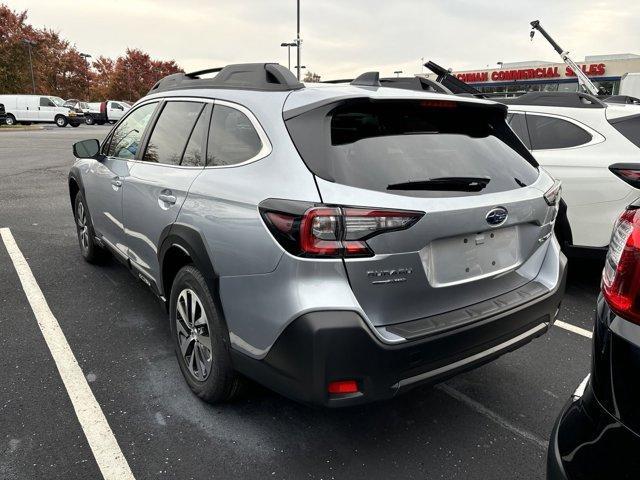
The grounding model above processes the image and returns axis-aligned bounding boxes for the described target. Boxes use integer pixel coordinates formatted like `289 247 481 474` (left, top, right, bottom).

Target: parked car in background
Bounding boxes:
85 100 130 125
0 102 6 125
501 92 640 256
64 99 90 114
0 94 84 127
548 203 640 479
68 63 566 407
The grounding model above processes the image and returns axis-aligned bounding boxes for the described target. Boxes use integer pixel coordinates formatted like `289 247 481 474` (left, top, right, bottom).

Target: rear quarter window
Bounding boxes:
286 99 539 197
527 114 592 150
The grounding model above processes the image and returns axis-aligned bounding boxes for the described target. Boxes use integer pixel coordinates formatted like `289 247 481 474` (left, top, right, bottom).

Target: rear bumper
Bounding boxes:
548 379 640 480
232 258 567 407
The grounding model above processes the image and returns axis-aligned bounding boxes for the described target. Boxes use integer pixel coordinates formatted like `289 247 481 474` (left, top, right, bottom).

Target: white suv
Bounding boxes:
502 92 640 255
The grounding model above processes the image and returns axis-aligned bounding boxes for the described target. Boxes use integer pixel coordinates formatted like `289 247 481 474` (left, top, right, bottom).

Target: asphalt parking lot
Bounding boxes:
0 125 602 480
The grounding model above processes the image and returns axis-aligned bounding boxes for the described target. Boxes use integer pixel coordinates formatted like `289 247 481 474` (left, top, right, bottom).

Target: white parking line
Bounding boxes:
554 320 593 339
438 384 547 450
0 228 135 480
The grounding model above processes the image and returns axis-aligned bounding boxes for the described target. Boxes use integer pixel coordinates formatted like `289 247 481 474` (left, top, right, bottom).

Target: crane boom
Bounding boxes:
530 20 603 96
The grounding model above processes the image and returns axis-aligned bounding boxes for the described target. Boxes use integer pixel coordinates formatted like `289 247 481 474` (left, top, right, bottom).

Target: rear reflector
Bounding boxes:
328 380 359 395
602 208 640 324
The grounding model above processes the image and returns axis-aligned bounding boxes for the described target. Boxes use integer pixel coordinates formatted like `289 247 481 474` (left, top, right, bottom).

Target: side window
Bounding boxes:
506 113 531 149
527 114 592 150
111 102 123 110
206 104 262 166
106 102 157 159
40 97 55 107
182 104 211 167
143 101 204 165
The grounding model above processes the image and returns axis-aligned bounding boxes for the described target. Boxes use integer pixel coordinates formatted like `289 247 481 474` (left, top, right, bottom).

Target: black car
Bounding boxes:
548 203 640 479
0 103 6 125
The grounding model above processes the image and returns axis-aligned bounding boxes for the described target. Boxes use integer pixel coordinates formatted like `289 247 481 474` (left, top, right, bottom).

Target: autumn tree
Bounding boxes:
107 49 181 101
0 4 182 101
303 71 321 83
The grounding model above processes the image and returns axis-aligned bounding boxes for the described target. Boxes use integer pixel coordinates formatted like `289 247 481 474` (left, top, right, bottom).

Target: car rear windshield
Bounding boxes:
609 114 640 148
286 99 539 197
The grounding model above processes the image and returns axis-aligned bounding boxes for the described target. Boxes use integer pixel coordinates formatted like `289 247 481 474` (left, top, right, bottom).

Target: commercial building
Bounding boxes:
422 54 640 95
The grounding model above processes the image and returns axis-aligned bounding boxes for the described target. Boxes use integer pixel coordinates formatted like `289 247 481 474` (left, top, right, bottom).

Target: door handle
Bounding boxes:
111 178 123 188
158 193 177 205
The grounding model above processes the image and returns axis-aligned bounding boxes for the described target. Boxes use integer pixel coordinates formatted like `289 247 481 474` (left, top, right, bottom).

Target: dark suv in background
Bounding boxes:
548 202 640 479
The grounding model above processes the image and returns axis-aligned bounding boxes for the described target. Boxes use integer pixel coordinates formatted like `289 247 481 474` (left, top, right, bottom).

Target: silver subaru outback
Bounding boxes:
69 63 567 407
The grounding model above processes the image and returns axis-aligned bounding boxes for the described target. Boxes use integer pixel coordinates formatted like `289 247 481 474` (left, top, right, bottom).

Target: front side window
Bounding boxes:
206 104 262 166
143 101 205 165
527 114 592 150
106 102 157 159
111 102 123 110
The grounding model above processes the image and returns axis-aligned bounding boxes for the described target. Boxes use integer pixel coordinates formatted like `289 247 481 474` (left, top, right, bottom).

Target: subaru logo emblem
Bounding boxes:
486 207 508 226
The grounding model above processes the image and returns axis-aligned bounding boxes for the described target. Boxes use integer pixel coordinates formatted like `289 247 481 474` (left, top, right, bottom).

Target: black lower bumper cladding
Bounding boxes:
233 268 567 407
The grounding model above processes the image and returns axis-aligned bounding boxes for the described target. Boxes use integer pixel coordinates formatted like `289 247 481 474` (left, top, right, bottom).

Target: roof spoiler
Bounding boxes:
424 61 484 97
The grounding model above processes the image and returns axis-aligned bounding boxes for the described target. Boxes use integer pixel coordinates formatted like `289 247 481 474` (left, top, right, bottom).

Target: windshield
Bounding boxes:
50 96 65 107
286 99 538 197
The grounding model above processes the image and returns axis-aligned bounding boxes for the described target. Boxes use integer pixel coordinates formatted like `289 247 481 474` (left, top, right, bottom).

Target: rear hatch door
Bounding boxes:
285 96 556 328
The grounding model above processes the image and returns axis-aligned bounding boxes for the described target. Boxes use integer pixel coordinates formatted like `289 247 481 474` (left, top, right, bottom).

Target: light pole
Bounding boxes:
22 39 37 94
394 70 403 78
296 0 302 80
280 42 296 70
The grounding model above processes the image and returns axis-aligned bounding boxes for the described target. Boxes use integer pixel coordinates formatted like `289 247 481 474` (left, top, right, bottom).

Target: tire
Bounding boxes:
19 121 32 126
170 265 245 404
71 123 80 128
85 116 94 125
73 191 105 263
96 121 105 125
5 114 16 126
55 115 68 127
108 120 116 125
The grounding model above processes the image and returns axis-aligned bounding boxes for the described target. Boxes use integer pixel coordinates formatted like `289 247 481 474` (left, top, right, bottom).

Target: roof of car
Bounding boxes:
499 92 606 109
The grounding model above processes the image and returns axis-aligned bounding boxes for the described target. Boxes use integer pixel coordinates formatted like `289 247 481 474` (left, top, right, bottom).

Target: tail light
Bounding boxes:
259 199 423 258
544 179 562 206
602 208 640 324
610 164 640 189
100 102 106 114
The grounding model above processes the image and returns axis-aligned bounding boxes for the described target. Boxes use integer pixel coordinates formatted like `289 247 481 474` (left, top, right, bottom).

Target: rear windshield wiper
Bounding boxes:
387 177 491 192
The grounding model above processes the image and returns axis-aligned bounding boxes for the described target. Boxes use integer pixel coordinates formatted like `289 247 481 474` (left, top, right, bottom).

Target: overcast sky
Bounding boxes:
5 0 640 78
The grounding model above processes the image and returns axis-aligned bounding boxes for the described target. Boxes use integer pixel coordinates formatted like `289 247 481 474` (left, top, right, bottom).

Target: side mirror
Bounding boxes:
73 139 101 159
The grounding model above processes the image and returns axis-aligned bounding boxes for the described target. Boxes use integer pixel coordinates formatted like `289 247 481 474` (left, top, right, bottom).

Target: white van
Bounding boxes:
0 95 83 127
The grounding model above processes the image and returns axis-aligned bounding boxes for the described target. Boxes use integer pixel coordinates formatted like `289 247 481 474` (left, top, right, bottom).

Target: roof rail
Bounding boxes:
499 92 606 108
148 63 304 94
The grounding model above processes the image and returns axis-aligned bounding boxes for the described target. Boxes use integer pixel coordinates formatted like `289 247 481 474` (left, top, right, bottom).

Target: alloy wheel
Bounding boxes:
176 288 213 381
76 200 89 252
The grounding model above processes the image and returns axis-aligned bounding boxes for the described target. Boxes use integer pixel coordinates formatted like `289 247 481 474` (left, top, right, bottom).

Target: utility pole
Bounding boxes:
22 39 37 94
296 0 302 80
